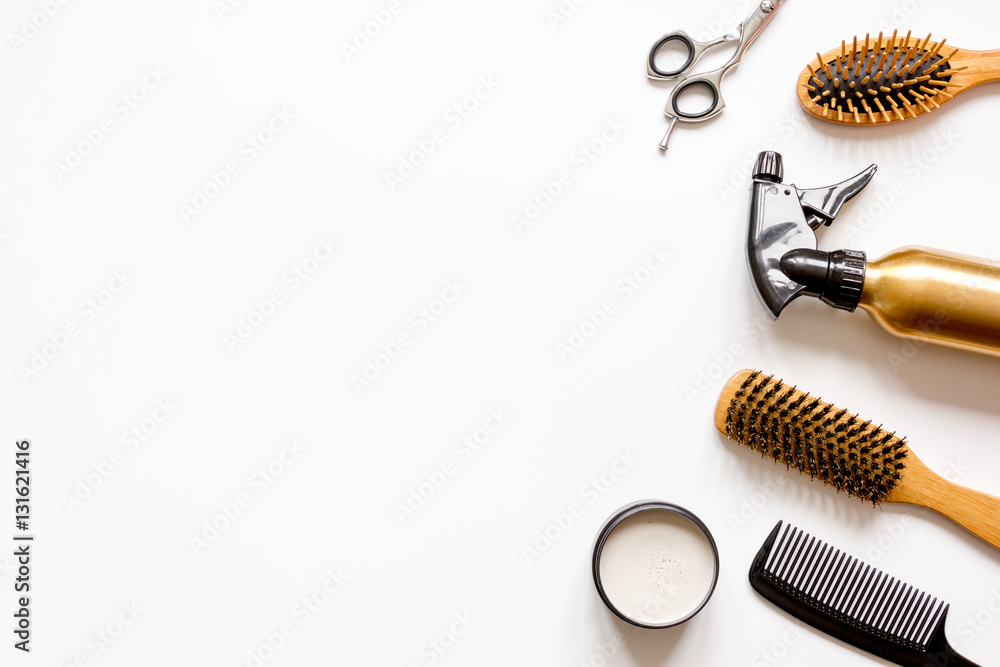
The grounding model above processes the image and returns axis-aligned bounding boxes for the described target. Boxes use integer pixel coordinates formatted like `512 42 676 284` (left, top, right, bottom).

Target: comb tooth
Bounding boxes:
894 589 928 641
844 564 876 618
817 551 851 606
885 585 917 636
860 573 892 626
853 571 884 627
868 577 901 630
810 549 843 604
777 529 809 582
766 524 797 573
850 35 857 70
836 561 871 614
913 599 946 647
760 522 783 572
902 29 911 49
789 536 822 589
900 591 932 644
838 40 845 73
872 578 904 631
830 558 861 611
801 543 834 598
895 586 928 640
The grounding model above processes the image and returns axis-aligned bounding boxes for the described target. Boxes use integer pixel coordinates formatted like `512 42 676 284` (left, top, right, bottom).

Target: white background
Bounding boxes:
2 0 1000 665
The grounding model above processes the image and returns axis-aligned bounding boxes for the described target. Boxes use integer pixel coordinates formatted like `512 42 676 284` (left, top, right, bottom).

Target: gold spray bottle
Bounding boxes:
748 152 1000 357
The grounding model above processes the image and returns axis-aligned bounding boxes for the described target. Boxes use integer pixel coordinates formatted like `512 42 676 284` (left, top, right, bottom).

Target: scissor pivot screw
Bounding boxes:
760 1 775 12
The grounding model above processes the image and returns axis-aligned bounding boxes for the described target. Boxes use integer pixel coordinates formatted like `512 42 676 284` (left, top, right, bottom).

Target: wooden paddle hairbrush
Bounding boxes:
715 370 1000 550
797 30 1000 124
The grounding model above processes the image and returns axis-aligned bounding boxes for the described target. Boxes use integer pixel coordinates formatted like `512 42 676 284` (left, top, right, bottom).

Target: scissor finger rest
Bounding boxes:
666 67 727 119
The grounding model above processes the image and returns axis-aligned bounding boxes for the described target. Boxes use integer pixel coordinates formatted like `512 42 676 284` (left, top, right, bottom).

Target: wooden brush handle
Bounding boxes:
953 48 1000 87
889 455 1000 550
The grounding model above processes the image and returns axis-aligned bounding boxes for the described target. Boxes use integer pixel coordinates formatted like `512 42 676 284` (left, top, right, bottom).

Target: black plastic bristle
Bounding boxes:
723 373 909 505
750 522 979 666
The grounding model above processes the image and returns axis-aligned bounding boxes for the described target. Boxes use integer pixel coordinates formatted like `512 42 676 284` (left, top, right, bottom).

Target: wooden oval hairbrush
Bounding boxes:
715 369 1000 550
797 30 1000 124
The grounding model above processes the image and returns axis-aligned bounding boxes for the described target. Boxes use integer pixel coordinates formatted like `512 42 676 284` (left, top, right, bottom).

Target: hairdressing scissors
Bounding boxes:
647 0 784 150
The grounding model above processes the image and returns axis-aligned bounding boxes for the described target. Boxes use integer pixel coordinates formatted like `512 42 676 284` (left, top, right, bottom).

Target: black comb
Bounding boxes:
750 522 981 667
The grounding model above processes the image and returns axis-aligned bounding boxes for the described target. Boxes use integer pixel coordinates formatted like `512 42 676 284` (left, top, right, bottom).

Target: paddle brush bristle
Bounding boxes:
801 31 963 124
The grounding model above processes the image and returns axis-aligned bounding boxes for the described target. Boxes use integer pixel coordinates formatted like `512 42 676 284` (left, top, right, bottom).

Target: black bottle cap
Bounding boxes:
822 249 866 312
780 248 867 312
